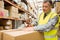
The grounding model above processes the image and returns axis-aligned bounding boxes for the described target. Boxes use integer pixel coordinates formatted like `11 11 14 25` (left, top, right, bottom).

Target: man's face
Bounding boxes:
43 2 51 13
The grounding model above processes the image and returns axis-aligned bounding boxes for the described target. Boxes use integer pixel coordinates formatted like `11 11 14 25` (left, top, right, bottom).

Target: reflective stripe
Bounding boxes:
44 27 58 38
44 35 56 38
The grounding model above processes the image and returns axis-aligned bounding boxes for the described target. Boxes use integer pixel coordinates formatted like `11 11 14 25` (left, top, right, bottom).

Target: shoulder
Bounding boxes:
51 11 58 18
51 11 57 15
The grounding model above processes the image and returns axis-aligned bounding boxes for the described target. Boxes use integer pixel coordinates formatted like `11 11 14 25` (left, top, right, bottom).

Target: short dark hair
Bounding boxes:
43 0 52 6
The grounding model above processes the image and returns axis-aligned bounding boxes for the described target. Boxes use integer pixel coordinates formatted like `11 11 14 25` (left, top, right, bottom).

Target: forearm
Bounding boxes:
34 16 58 32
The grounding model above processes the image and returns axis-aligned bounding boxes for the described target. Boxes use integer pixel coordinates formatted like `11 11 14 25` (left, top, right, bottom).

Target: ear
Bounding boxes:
50 5 52 8
51 6 53 8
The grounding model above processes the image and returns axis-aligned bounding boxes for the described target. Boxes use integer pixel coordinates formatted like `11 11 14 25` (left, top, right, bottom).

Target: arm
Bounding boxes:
34 16 58 32
31 13 42 26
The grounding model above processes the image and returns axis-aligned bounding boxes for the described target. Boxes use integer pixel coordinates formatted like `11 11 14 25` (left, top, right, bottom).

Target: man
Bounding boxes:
22 1 59 40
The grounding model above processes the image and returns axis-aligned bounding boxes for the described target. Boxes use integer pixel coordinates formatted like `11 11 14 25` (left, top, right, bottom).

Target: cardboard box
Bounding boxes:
0 31 3 40
3 9 9 17
0 8 9 17
0 1 4 8
4 20 12 29
56 2 60 14
0 26 4 30
0 29 22 40
5 6 18 13
10 12 18 18
0 8 4 11
3 31 44 40
5 6 18 18
15 14 20 18
0 8 4 17
0 30 15 40
0 29 17 40
4 26 12 30
0 20 12 30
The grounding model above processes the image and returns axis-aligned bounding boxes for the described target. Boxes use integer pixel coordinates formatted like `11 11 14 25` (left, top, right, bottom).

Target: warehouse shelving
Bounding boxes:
0 0 30 20
0 0 30 30
0 16 21 20
0 0 29 21
4 0 29 14
0 17 14 20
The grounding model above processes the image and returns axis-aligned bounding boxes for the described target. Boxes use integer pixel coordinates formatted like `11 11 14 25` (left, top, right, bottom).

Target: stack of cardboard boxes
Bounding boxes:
0 1 9 18
0 1 9 30
0 7 12 30
0 1 20 18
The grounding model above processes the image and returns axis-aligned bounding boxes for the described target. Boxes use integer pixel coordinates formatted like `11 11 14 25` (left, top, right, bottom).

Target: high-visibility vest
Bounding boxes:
38 11 59 40
59 15 60 29
59 16 60 23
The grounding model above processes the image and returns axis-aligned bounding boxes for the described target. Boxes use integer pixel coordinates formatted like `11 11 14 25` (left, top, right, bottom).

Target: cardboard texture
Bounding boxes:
56 2 60 14
0 8 9 17
5 6 18 18
0 8 4 12
5 6 18 13
0 8 5 17
3 31 44 40
0 26 4 30
0 31 3 40
0 30 15 40
0 29 19 40
3 9 9 17
0 1 4 8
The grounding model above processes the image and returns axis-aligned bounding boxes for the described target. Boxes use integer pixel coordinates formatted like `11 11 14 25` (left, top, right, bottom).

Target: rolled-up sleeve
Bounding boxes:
34 16 58 32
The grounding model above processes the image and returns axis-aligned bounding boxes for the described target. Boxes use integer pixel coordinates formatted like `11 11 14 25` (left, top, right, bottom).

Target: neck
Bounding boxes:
45 10 51 14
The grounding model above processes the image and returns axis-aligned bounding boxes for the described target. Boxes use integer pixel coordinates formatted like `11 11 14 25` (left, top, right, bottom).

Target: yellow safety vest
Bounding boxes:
59 16 60 23
38 12 59 40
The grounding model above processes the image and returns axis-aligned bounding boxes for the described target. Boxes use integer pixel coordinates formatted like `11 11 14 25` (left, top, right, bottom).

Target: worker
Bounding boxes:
22 0 59 40
58 12 60 29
